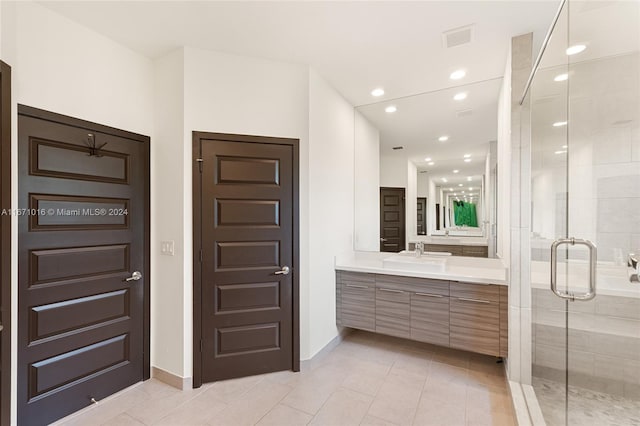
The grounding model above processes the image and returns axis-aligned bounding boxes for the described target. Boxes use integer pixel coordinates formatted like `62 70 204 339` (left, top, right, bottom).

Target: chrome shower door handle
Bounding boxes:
550 237 597 301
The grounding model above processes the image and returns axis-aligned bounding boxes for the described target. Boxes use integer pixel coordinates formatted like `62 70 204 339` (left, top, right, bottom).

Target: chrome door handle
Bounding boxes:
550 237 596 301
275 266 290 275
380 238 388 242
629 254 639 283
124 271 142 282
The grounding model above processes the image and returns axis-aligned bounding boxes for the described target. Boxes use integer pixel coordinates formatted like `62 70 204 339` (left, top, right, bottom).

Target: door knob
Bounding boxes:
274 266 290 275
124 271 142 282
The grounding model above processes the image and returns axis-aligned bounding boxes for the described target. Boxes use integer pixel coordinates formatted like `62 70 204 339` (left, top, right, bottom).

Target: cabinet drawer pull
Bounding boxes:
346 284 369 289
379 288 404 294
457 297 491 304
415 292 444 298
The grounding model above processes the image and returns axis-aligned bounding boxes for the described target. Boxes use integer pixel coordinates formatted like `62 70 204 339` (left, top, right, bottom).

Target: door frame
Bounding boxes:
0 61 12 426
192 131 300 388
17 104 151 382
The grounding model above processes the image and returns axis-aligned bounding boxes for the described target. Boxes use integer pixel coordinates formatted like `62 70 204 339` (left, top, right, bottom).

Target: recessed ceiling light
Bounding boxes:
442 178 448 183
553 121 568 127
454 193 457 196
453 92 467 101
462 190 465 193
428 162 435 166
463 154 471 158
424 157 432 162
562 145 568 149
469 187 473 190
554 73 568 82
449 188 453 191
371 88 385 97
467 177 472 181
458 184 463 187
385 105 397 113
450 69 466 80
566 44 586 56
555 150 567 154
464 158 471 163
438 135 449 142
453 169 459 173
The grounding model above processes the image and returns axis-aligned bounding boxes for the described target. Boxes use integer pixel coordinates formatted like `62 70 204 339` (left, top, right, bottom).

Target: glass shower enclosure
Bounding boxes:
524 0 640 424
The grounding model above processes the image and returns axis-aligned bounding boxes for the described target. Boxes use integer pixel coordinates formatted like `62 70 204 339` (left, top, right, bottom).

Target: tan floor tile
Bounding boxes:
468 356 507 377
127 386 207 424
62 388 151 426
360 414 400 426
466 370 508 393
281 380 338 415
342 370 386 396
412 396 466 426
255 404 312 426
465 387 512 414
205 374 266 403
422 378 467 407
152 392 227 426
211 380 292 426
309 388 373 426
431 347 470 369
428 362 469 385
367 374 424 425
101 413 146 426
465 407 516 426
389 350 432 380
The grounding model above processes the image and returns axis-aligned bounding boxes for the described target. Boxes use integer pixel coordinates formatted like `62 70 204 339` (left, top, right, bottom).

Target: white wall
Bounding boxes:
406 161 417 243
354 111 380 251
417 172 429 197
380 154 408 188
2 2 154 423
496 49 512 263
427 178 437 235
307 69 355 356
152 48 186 378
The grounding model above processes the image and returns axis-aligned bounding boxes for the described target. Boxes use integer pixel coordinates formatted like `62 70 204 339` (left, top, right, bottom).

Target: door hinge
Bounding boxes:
199 249 203 262
196 158 203 173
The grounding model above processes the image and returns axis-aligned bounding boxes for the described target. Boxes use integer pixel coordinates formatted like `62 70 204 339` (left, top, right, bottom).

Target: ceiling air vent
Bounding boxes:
456 109 473 118
442 25 474 48
392 146 404 150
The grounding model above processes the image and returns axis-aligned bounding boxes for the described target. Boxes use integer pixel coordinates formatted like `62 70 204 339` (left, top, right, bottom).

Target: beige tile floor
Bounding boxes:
55 330 516 426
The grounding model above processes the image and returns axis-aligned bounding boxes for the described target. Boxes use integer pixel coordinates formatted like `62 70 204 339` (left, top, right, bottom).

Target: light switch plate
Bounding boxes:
161 240 175 256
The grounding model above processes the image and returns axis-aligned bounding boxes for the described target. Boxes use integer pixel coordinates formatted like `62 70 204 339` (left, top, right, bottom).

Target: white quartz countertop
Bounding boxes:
410 236 488 246
335 251 508 286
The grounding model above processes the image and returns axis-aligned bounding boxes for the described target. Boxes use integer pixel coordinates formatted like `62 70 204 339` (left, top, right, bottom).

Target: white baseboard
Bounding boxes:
300 328 352 371
152 366 192 390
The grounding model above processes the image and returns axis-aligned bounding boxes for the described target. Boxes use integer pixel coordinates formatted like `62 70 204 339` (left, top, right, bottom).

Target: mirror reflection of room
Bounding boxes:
354 79 501 258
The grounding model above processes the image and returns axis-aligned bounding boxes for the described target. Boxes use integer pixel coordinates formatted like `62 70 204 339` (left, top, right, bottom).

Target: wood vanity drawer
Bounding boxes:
450 282 500 303
341 271 375 283
341 282 375 331
411 293 450 346
461 246 489 258
450 326 500 357
376 274 449 296
376 298 410 338
450 297 499 331
425 244 462 256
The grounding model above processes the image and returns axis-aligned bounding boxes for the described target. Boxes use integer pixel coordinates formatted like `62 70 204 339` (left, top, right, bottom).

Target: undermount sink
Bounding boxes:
382 254 447 272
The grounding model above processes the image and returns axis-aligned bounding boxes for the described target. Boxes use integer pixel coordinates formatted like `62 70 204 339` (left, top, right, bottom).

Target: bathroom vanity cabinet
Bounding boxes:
336 271 508 357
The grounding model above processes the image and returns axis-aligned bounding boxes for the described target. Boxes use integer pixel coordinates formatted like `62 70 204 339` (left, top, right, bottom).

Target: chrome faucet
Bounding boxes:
415 242 424 257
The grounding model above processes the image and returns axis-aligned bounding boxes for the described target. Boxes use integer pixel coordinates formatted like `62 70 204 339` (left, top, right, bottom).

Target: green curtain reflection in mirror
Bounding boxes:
453 201 477 227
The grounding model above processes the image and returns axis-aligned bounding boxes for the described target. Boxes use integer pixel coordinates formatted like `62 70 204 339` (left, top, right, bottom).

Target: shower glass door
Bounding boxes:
529 1 640 425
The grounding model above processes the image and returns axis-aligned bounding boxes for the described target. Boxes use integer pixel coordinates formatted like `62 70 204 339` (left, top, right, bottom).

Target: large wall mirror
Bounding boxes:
354 78 501 258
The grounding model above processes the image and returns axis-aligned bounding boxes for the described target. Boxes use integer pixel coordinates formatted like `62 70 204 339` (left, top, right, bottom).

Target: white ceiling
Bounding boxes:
40 0 559 107
358 77 502 186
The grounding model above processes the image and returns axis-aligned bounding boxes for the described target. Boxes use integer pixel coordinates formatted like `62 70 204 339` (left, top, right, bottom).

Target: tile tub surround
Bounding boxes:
532 286 640 399
53 330 516 426
335 251 507 285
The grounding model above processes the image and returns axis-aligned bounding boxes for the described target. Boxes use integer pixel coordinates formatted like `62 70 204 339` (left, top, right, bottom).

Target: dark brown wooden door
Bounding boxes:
18 106 149 426
417 197 427 235
0 61 12 426
195 134 297 383
380 187 405 252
